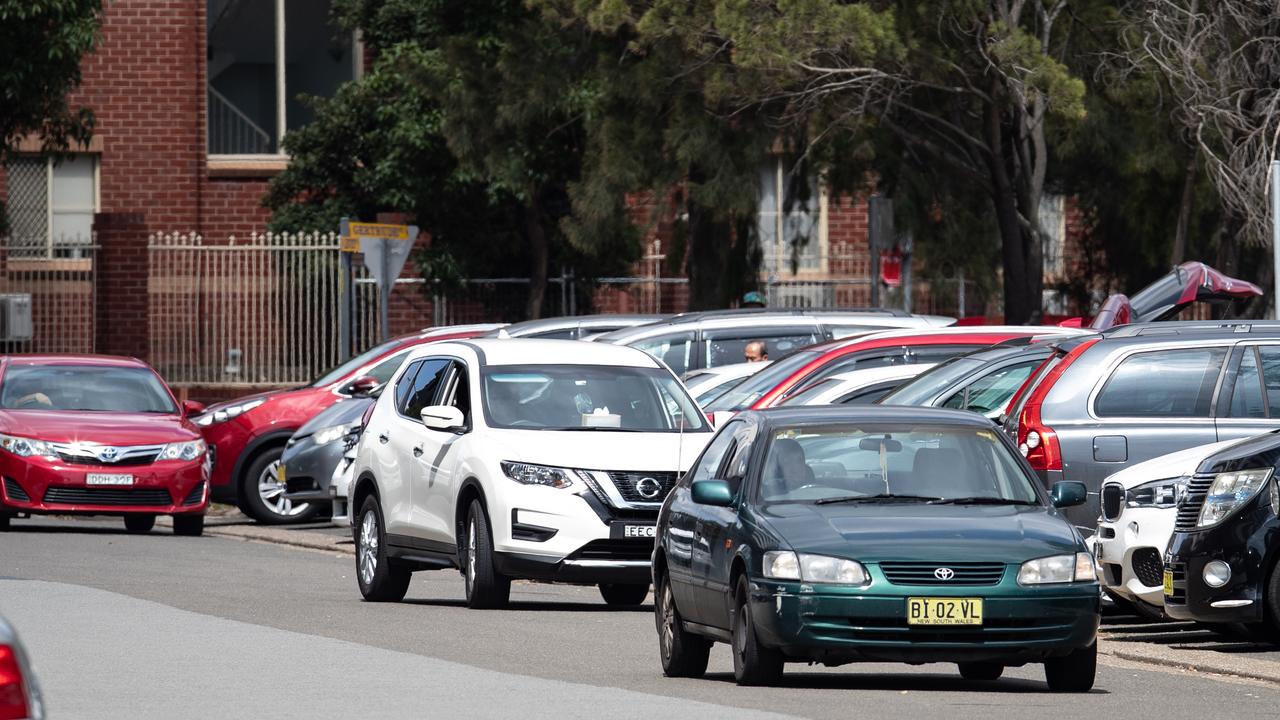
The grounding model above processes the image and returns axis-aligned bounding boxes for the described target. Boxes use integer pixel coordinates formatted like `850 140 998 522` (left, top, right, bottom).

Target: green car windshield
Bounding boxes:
758 423 1041 505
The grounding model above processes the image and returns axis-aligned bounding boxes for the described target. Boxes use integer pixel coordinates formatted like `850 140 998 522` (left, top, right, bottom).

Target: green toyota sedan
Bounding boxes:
652 406 1100 690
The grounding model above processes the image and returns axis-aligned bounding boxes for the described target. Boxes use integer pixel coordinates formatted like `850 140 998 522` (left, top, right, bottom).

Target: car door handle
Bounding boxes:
412 445 424 458
378 432 390 445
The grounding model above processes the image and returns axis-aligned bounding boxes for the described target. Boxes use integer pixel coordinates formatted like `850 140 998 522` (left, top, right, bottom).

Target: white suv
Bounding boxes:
350 338 712 608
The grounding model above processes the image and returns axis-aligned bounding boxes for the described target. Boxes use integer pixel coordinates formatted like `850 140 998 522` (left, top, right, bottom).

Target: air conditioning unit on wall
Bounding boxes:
0 294 34 342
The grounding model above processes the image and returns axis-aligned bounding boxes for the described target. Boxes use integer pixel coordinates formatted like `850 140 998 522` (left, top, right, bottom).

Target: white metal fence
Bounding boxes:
0 238 97 354
149 232 351 387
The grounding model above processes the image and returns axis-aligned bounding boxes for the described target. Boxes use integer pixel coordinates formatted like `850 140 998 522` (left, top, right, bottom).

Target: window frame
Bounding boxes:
757 155 827 277
396 357 451 423
4 154 100 260
206 0 364 161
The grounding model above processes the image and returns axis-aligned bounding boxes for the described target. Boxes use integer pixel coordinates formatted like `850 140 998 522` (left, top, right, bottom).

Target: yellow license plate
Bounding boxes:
1163 569 1173 596
906 597 983 626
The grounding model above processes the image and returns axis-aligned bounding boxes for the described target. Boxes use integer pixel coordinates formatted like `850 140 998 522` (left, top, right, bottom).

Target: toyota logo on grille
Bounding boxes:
635 477 663 500
934 567 956 581
97 447 120 463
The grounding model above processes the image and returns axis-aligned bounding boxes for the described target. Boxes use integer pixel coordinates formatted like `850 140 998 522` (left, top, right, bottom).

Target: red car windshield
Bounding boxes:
309 339 402 388
0 365 176 413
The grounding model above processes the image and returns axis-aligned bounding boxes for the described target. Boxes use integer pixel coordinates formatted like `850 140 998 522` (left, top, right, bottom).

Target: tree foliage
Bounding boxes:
0 0 101 230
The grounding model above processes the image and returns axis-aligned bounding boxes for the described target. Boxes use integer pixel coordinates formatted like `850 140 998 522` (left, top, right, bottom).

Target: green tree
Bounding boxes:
0 0 102 229
268 0 640 318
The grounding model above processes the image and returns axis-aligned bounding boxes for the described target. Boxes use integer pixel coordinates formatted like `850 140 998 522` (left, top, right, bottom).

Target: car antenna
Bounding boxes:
676 396 686 479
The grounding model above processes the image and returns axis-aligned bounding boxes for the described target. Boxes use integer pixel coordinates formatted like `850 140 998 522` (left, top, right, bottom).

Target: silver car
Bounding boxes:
880 340 1061 418
484 314 667 340
1002 321 1280 529
0 615 44 719
595 308 953 375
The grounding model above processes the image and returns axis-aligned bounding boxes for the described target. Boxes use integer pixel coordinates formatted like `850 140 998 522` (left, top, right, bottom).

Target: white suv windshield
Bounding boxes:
482 365 707 432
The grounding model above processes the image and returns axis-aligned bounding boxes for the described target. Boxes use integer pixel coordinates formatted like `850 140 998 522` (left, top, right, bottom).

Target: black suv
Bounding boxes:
1163 430 1280 632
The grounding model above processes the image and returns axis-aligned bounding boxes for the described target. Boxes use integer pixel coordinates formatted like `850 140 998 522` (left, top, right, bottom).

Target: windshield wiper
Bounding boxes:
815 493 942 505
552 427 647 432
928 497 1038 506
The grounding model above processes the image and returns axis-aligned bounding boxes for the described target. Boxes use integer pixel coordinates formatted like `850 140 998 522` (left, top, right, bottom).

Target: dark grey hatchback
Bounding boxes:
652 406 1100 690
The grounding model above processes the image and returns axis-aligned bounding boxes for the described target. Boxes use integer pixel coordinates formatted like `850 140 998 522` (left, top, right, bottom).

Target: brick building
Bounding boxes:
0 1 1097 395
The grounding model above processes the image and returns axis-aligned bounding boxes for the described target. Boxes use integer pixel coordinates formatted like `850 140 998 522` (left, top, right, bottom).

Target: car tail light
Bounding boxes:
1016 339 1098 472
0 645 29 720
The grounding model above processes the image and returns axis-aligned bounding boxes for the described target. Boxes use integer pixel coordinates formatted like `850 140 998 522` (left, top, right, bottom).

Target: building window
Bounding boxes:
4 155 98 258
758 157 824 278
1040 193 1066 278
207 0 357 156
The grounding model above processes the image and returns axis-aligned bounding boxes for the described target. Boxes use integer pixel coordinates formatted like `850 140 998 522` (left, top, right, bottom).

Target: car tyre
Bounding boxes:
172 513 204 537
124 514 156 534
1044 642 1096 692
958 662 1004 681
654 572 710 678
599 583 650 606
731 576 784 686
463 499 510 609
1261 558 1280 642
355 495 411 602
240 446 320 524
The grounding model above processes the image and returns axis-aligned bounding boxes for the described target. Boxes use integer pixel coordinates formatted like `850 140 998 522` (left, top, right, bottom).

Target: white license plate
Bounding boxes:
623 525 656 538
86 473 134 486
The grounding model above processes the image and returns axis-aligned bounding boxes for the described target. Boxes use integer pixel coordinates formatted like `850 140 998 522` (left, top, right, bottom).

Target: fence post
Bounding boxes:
338 218 352 362
94 212 151 360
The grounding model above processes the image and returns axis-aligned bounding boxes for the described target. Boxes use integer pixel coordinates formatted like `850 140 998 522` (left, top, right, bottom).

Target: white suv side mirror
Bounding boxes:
421 405 465 431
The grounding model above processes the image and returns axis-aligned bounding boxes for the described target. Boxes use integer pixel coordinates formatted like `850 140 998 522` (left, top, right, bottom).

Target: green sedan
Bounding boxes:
652 406 1100 690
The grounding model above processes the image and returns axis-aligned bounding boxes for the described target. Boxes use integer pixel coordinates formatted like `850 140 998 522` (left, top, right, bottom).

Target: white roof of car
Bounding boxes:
826 364 938 385
416 338 662 369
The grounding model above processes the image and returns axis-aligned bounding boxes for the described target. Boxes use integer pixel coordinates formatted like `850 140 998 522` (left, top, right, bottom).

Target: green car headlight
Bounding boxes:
762 550 868 585
1017 552 1096 585
1198 469 1273 528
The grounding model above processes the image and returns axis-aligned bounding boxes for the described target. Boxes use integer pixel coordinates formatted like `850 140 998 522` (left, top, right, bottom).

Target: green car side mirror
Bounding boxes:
691 479 734 507
1050 481 1088 508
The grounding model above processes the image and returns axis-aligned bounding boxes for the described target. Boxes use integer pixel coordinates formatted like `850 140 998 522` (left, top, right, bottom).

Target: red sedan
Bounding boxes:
705 327 1085 413
196 324 502 524
0 355 209 536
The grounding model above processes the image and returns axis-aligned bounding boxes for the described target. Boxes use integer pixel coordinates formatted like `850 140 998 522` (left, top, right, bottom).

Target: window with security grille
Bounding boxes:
4 155 97 258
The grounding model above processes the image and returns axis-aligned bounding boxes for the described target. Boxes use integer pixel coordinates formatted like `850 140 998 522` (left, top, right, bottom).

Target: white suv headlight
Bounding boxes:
762 550 869 585
1127 478 1182 508
194 398 266 427
500 461 576 490
1018 552 1096 585
0 433 56 459
1199 468 1274 527
158 439 207 462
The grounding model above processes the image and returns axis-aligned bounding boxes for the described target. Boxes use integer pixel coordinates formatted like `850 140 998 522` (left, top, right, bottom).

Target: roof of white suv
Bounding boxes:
418 338 664 369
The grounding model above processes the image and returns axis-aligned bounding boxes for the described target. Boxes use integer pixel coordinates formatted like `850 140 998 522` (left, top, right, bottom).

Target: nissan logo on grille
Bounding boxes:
933 567 955 581
635 477 662 500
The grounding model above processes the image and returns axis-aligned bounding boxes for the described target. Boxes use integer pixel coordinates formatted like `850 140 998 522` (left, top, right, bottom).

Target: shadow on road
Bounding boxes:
402 597 653 613
1103 611 1280 658
700 671 1109 694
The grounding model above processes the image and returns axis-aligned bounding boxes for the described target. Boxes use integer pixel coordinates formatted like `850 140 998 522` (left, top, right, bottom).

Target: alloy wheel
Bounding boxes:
659 582 676 661
257 459 312 517
359 510 378 587
733 606 748 667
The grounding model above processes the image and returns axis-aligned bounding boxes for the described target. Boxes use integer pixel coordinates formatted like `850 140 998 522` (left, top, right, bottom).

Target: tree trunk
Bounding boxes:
984 95 1038 325
686 197 730 311
1170 150 1198 267
524 192 549 320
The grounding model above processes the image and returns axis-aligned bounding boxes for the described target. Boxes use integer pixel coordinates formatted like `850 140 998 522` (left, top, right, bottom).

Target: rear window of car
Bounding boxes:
1094 347 1227 418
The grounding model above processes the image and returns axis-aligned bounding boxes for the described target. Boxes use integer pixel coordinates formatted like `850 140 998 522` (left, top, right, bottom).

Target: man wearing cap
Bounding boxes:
741 291 766 308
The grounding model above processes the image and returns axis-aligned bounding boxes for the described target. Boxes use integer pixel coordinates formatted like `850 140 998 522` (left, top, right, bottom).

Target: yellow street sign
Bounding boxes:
339 236 362 253
348 222 410 240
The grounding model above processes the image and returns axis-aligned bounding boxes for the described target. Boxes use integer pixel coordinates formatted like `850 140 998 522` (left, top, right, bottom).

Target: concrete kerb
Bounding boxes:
156 514 353 555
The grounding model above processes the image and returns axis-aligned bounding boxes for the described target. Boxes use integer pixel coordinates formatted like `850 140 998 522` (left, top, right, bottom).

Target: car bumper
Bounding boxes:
1163 506 1274 624
281 436 346 503
0 456 209 516
1095 507 1175 609
747 578 1100 664
488 485 658 585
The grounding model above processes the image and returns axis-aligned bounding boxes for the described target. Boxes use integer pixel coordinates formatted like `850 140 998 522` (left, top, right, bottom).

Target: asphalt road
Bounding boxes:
3 518 1280 719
